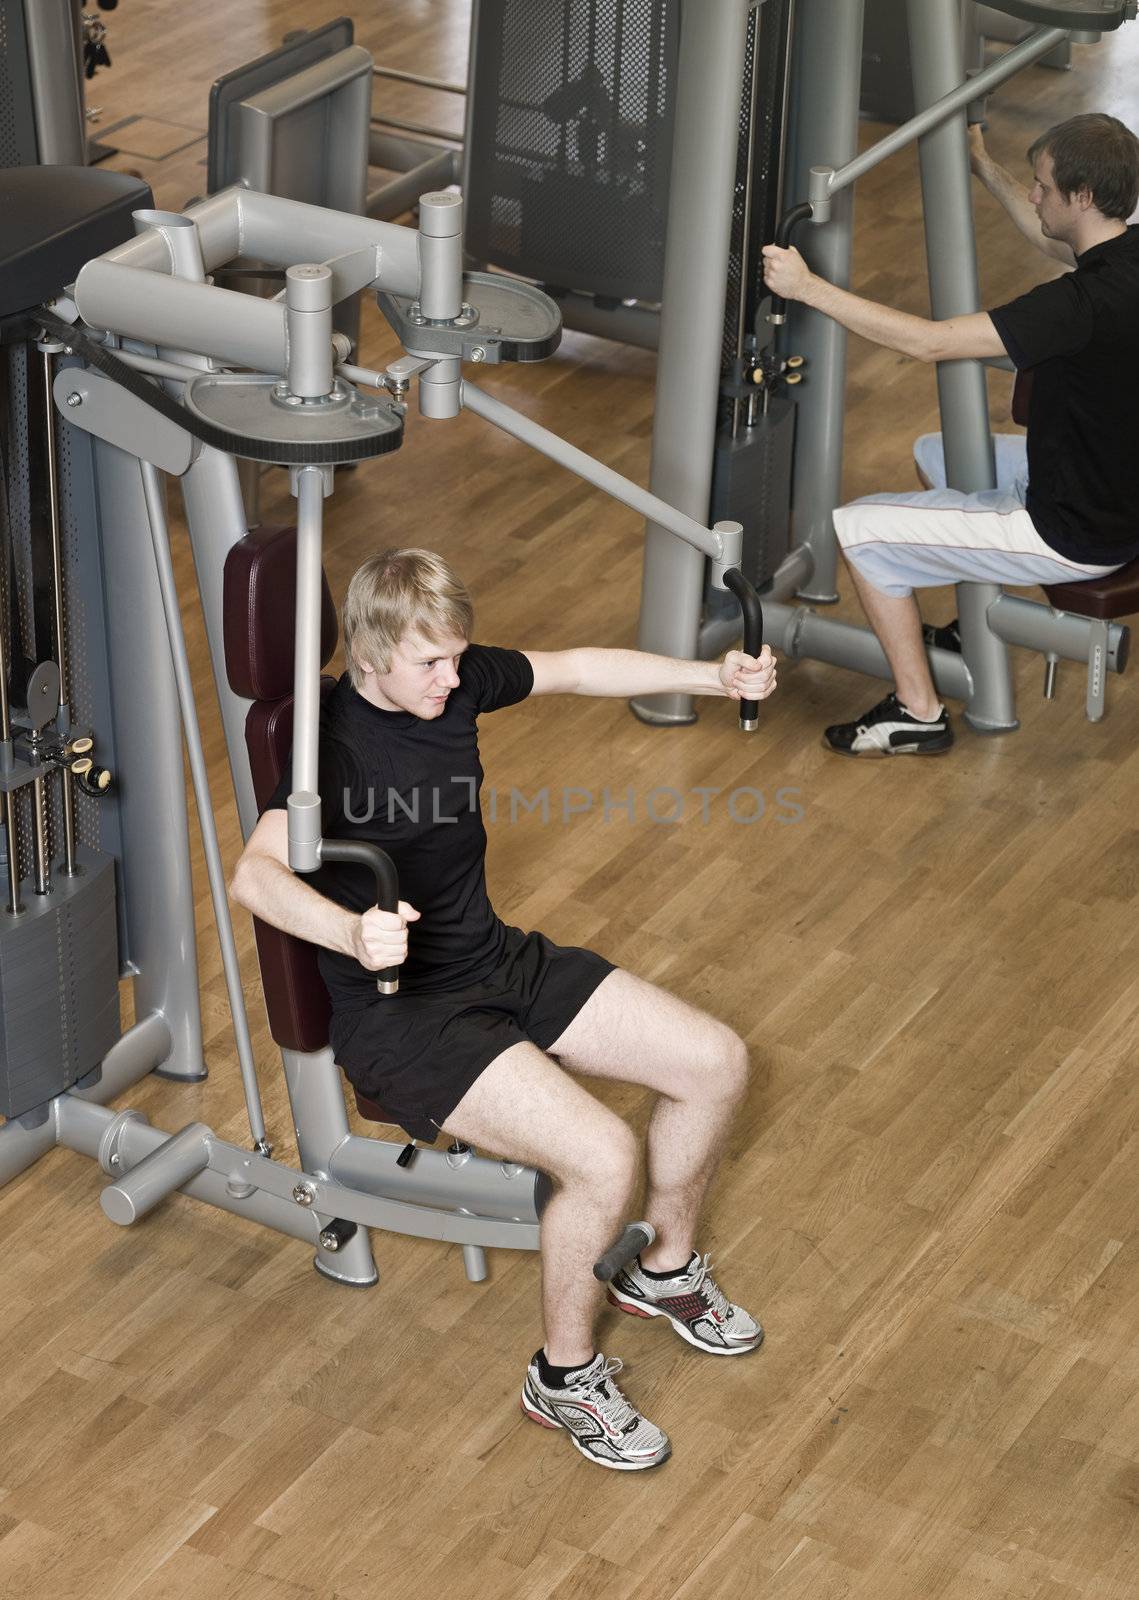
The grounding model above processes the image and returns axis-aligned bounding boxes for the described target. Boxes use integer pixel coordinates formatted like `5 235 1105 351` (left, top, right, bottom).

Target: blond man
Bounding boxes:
232 548 776 1471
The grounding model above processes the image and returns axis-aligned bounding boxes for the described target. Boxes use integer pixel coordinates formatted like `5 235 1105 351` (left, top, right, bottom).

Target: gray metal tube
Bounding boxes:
285 265 335 398
25 0 87 165
417 192 464 320
30 775 50 894
783 0 866 602
461 382 724 560
419 356 461 419
634 0 751 723
751 601 975 702
53 1099 322 1246
91 188 421 294
907 0 1016 733
89 441 204 1081
289 469 327 872
131 210 208 282
100 1122 212 1224
76 262 288 373
367 152 460 222
987 593 1128 671
330 1133 544 1224
825 27 1067 196
374 65 466 95
76 1011 174 1104
139 462 268 1149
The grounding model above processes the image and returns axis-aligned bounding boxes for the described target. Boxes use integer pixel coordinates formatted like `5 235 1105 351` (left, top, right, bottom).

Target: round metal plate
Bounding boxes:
456 273 563 360
182 374 404 464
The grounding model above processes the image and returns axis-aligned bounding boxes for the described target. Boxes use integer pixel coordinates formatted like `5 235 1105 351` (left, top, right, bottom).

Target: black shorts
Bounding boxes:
329 926 615 1142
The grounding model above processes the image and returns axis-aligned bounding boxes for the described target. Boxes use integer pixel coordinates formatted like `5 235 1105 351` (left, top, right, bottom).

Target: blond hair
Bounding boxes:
342 549 474 688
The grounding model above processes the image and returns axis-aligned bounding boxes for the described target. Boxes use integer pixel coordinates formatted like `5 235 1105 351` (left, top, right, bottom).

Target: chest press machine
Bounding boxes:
0 164 760 1289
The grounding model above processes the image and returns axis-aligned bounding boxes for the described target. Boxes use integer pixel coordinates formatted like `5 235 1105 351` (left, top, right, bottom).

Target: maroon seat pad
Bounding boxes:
1043 557 1139 619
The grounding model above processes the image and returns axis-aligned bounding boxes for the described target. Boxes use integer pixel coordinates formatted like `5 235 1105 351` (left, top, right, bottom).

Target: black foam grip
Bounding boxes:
320 839 401 993
722 568 764 730
769 202 814 323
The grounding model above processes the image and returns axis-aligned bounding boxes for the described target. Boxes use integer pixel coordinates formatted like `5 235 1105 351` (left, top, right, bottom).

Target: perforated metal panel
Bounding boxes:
464 0 680 302
0 1 40 166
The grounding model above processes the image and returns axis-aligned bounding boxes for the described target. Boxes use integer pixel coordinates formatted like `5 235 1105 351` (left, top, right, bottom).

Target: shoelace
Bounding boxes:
689 1254 734 1321
577 1356 642 1434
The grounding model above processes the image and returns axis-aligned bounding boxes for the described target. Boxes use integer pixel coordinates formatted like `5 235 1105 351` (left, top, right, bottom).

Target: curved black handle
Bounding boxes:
768 201 814 324
722 568 765 732
321 839 402 994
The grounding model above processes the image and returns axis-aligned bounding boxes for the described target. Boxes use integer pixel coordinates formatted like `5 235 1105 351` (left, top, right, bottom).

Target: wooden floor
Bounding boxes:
2 5 1139 1597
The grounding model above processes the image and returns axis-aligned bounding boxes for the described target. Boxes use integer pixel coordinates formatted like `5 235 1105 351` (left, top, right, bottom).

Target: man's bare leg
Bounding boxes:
844 558 941 719
548 971 749 1272
440 1041 638 1366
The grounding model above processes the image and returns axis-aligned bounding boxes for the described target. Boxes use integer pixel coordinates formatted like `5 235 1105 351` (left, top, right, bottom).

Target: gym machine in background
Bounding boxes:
634 0 1135 729
0 162 761 1287
206 0 1134 736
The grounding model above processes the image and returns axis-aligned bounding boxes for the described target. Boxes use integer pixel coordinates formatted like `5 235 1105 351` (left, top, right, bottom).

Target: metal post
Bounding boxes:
288 467 328 873
782 0 866 604
138 461 269 1149
906 0 1017 733
632 0 751 724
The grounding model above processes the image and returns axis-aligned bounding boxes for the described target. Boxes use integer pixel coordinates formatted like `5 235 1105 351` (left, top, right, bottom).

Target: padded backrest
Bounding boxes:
223 526 339 1053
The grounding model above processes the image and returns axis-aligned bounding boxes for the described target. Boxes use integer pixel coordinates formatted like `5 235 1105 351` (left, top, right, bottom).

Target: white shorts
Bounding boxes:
833 433 1120 599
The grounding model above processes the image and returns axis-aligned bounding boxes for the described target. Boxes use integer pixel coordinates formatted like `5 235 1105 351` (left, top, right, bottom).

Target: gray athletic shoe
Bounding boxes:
608 1252 764 1355
520 1352 671 1471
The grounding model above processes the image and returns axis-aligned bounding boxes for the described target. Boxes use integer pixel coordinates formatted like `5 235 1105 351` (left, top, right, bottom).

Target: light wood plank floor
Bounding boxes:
1 5 1138 1598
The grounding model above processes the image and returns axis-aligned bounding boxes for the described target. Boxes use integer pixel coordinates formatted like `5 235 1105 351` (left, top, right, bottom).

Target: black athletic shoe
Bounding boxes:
823 692 954 757
922 617 962 653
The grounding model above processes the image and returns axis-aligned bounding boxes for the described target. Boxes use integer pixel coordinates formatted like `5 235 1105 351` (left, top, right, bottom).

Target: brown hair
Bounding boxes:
342 549 474 688
1028 113 1139 221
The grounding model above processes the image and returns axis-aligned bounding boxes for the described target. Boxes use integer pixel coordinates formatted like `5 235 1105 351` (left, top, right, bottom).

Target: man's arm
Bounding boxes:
230 808 418 970
761 244 1008 363
969 124 1076 268
524 645 777 702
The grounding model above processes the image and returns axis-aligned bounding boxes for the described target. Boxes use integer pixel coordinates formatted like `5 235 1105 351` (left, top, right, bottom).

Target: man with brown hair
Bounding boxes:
231 548 776 1471
762 111 1139 757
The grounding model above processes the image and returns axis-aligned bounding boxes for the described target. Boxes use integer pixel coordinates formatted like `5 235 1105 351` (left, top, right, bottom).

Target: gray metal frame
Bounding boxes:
1 179 753 1288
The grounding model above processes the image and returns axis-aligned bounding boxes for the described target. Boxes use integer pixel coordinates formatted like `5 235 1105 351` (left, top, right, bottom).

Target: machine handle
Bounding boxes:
721 568 765 732
593 1220 656 1282
320 839 402 994
768 201 814 324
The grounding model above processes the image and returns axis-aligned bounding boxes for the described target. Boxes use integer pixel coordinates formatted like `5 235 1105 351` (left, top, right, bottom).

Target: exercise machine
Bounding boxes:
635 0 1135 729
0 161 761 1287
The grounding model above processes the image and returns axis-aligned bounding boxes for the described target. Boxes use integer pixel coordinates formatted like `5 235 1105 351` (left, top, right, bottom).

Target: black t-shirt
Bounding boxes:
988 225 1139 565
265 644 534 1006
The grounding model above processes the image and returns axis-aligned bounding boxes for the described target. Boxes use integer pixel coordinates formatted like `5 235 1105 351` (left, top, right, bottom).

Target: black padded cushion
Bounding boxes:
0 165 153 320
1043 556 1139 619
223 525 338 699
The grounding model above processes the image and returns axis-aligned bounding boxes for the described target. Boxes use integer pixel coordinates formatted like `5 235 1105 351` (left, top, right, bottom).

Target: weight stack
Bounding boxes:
0 846 120 1119
710 394 795 587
